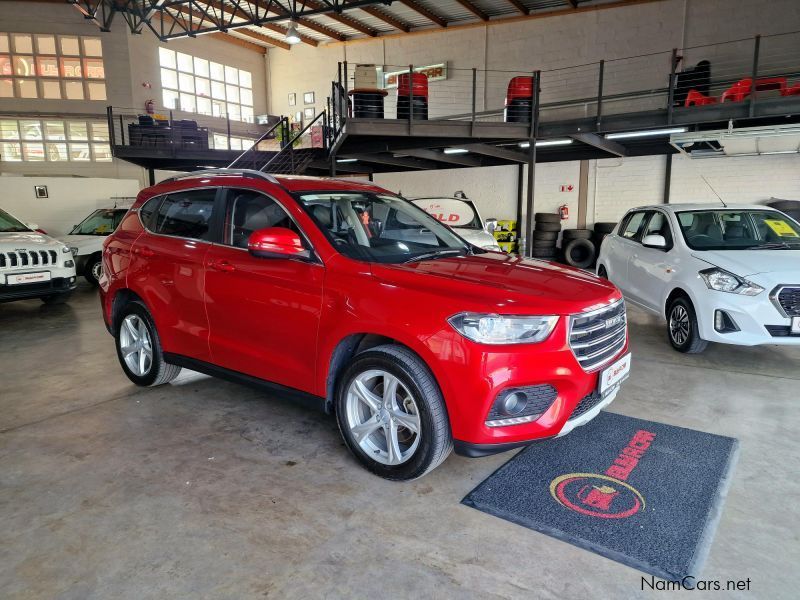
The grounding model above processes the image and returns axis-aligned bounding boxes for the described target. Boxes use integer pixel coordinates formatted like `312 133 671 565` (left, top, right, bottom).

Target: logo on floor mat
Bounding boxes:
549 429 655 519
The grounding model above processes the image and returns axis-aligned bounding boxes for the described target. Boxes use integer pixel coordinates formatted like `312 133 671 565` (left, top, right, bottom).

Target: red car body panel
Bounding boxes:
100 174 626 449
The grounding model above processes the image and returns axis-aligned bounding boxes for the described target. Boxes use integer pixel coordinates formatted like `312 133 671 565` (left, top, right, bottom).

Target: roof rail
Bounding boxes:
161 168 281 185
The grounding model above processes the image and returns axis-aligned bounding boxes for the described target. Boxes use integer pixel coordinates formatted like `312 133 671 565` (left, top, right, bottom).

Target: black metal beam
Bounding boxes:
570 132 627 156
401 148 483 167
341 153 442 170
461 143 530 163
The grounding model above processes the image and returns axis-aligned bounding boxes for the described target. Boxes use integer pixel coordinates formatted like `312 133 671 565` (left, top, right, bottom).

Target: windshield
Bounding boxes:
411 198 482 230
676 209 800 250
0 208 31 233
70 209 126 235
297 191 474 263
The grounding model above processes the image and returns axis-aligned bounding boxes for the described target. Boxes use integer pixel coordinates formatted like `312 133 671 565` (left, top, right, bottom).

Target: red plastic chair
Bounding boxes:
782 82 800 97
721 77 787 102
685 89 717 107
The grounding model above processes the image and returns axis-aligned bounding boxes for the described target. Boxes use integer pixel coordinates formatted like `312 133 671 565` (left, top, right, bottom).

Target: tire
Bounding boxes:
534 212 560 224
562 228 592 240
594 222 617 234
532 238 557 248
535 221 561 232
41 292 72 305
532 230 558 241
335 344 452 481
532 248 557 259
115 301 181 387
84 253 103 286
667 297 708 354
563 238 596 269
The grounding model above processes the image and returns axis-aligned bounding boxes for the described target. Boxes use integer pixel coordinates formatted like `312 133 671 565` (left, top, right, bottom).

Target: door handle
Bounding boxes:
134 247 155 257
208 259 235 272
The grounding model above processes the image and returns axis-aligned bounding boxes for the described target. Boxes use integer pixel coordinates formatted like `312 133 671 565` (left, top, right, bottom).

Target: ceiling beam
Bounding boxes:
461 143 530 163
341 153 441 170
566 0 579 7
353 4 412 32
166 3 286 50
505 0 530 14
401 148 483 167
267 4 348 41
571 132 627 156
453 0 489 21
210 31 272 52
397 0 448 28
304 0 378 37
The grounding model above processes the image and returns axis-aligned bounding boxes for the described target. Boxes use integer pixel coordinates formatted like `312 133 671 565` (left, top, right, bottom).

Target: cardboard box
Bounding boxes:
354 64 378 89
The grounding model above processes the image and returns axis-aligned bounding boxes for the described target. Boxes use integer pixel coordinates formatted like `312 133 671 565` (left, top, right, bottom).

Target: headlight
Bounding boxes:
448 312 558 344
699 268 764 296
483 244 503 251
68 247 78 255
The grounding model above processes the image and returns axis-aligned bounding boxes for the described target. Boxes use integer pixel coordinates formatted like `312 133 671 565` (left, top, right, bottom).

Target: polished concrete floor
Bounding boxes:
1 283 798 599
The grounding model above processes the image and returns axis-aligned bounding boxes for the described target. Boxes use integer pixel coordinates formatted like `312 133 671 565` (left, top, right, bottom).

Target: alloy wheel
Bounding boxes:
344 369 421 466
670 305 690 346
91 261 103 282
119 314 153 376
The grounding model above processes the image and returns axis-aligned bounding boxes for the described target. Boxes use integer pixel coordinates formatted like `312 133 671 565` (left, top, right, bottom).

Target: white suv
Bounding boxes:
60 207 129 286
597 203 800 353
0 208 77 305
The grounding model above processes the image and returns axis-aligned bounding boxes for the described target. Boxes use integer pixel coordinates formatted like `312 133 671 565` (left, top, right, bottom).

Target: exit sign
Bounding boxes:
560 184 574 192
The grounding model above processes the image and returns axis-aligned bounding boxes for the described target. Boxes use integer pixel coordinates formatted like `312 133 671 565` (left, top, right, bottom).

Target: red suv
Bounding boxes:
100 170 630 480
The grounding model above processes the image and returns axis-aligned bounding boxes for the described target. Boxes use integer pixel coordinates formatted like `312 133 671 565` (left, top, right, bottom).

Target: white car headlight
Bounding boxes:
68 246 78 255
448 312 558 344
699 268 764 296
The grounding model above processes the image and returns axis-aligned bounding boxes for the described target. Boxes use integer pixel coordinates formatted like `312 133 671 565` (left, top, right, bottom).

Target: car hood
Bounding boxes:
372 252 620 315
694 249 800 278
454 229 498 248
0 231 64 252
59 234 105 253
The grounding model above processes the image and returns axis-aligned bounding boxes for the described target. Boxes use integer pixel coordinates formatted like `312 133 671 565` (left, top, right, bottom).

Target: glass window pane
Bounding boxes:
176 52 192 73
162 89 179 110
90 123 109 141
23 142 45 161
193 57 209 77
60 58 82 78
154 189 217 240
68 122 88 141
0 120 20 140
69 143 91 161
161 68 178 90
227 103 240 119
19 120 43 140
159 47 176 68
195 77 210 97
41 80 62 99
0 79 12 98
225 84 239 103
64 80 84 100
0 55 11 76
240 106 254 123
0 141 22 161
60 36 80 56
179 93 196 113
44 121 66 140
83 37 103 57
46 143 67 161
211 100 224 117
92 143 112 162
196 96 211 115
12 34 33 54
239 70 252 88
210 61 224 81
240 88 253 106
36 35 57 55
212 133 228 149
13 56 35 77
211 80 225 99
229 138 242 151
83 58 105 79
37 57 58 77
17 79 38 98
224 65 238 85
0 34 8 53
178 72 194 93
87 82 106 101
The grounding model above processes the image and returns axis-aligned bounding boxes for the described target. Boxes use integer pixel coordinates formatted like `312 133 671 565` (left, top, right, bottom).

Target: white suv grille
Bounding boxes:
0 249 59 270
569 299 627 372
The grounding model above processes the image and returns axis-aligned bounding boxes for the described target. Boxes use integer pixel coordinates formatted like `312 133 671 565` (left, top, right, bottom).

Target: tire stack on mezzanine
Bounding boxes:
531 213 561 260
560 228 595 269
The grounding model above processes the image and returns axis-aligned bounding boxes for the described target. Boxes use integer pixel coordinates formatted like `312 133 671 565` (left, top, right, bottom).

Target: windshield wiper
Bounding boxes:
403 249 465 263
749 242 799 250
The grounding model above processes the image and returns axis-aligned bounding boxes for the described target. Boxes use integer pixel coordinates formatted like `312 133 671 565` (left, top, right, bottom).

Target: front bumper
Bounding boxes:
0 276 77 303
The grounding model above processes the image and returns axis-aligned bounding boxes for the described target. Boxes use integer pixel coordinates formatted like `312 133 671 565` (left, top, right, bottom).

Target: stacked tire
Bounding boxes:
561 229 595 269
592 222 617 254
531 213 561 260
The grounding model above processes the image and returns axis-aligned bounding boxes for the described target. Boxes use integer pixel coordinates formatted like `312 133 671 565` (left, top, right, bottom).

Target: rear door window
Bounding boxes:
153 189 217 241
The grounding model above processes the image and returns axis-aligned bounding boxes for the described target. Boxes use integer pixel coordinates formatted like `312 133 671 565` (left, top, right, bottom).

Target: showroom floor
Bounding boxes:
1 284 798 600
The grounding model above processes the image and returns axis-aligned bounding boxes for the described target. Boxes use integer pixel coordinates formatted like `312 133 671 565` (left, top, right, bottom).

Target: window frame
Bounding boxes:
618 210 651 243
138 187 225 244
641 209 674 251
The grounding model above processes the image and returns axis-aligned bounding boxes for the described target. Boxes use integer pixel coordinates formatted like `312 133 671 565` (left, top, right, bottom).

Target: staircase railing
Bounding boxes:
260 110 328 174
227 117 288 170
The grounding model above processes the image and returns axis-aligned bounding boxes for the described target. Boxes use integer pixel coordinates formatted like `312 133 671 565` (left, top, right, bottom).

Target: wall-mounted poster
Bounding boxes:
303 91 315 105
288 93 296 106
304 107 315 120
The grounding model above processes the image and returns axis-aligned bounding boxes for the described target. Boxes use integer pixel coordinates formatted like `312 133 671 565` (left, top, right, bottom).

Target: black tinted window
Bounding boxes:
139 196 162 230
154 189 217 240
227 190 297 248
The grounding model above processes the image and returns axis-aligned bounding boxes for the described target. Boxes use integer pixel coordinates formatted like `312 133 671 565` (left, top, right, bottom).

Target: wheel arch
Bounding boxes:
664 287 692 320
110 288 146 333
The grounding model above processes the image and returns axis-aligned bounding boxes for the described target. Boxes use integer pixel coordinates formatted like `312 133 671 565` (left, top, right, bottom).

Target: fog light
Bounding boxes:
486 384 558 427
65 260 74 268
502 392 528 416
714 310 740 333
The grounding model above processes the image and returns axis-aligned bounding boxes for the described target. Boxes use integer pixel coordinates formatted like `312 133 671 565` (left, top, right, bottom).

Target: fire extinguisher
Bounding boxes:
145 99 155 115
559 204 569 220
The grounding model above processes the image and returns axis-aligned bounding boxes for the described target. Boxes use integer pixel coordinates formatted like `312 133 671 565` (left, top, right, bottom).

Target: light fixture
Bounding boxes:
337 158 358 163
518 139 574 149
285 21 301 45
443 148 469 154
605 127 687 140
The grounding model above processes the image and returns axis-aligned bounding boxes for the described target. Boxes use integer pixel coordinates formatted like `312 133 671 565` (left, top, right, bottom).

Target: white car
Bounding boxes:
60 207 129 285
0 208 77 305
411 195 501 250
597 203 800 353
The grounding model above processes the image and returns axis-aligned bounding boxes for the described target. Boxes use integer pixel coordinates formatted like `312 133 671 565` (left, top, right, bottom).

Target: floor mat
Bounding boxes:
462 411 739 581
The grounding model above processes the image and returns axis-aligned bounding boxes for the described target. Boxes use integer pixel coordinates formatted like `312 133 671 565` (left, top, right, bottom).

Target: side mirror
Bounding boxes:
642 234 667 249
485 218 498 234
248 227 310 260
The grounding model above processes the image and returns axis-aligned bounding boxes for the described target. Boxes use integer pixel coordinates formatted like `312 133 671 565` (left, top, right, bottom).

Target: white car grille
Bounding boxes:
568 299 627 372
0 249 59 270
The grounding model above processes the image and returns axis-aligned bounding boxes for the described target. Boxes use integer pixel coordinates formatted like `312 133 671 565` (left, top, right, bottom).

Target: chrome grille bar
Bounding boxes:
569 299 628 372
